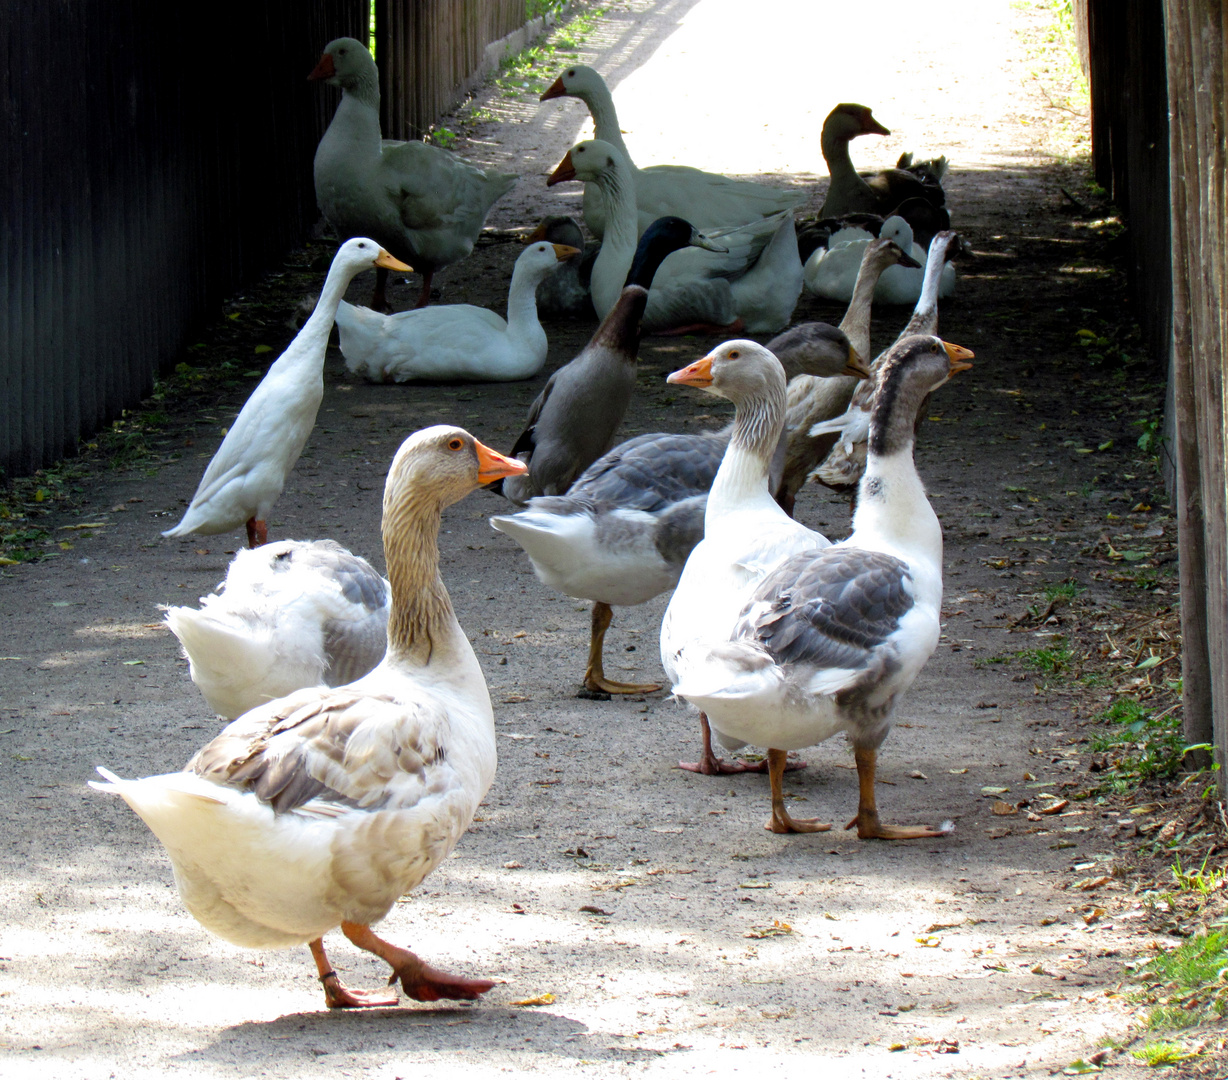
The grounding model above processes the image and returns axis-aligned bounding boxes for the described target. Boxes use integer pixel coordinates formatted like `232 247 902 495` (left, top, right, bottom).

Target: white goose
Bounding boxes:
334 239 578 383
550 141 802 334
804 216 953 306
161 238 409 548
540 64 803 240
310 38 517 310
94 427 527 1009
164 539 390 720
659 342 836 774
671 336 972 837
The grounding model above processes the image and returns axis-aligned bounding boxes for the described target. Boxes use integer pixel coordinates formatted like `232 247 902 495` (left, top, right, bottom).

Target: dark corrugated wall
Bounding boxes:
1 0 367 479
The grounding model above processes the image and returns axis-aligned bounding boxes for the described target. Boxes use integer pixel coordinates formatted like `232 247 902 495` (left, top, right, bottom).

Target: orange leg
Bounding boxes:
341 922 495 1003
679 713 804 775
245 518 268 548
371 267 391 313
764 748 832 834
309 937 398 1009
584 602 661 695
844 745 954 840
411 270 434 310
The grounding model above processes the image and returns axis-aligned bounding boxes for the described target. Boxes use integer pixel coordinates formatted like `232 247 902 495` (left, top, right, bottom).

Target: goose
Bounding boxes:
670 335 972 837
539 64 803 240
776 236 920 517
804 215 951 305
93 426 528 1009
310 38 518 310
162 238 410 548
550 141 802 334
333 239 579 383
499 216 724 506
164 539 390 721
811 230 962 492
524 216 598 320
819 104 946 219
659 342 842 775
489 324 865 696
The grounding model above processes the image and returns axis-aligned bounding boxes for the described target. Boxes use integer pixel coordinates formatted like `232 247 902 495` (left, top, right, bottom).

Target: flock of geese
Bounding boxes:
93 37 975 1009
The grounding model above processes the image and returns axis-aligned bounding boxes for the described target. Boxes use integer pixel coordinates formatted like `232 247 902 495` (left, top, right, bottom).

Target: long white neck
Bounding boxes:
589 156 639 314
275 257 363 372
900 234 953 340
505 264 545 336
320 77 384 165
840 249 890 360
850 443 941 568
579 84 634 165
707 393 785 522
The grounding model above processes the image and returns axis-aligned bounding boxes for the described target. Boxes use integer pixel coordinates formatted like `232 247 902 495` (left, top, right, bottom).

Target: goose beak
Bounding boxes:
547 152 576 187
374 249 412 272
474 441 528 484
690 228 728 254
666 355 715 388
307 53 335 81
895 249 922 270
864 113 890 137
942 341 974 374
523 221 549 244
844 347 872 379
551 244 581 261
540 76 567 102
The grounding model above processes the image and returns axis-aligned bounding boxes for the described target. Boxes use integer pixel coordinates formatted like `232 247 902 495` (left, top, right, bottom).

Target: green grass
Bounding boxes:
1088 699 1186 789
1135 930 1228 1031
1016 639 1073 675
1131 1040 1199 1066
1171 853 1228 898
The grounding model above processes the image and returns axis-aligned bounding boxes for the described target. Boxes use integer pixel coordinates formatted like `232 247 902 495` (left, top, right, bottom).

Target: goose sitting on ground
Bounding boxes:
818 104 946 219
499 217 723 505
659 342 844 775
810 230 963 493
310 38 517 310
162 238 410 548
525 216 598 320
670 336 972 837
775 236 919 517
489 324 865 696
93 427 528 1010
540 64 803 240
549 141 802 334
334 239 578 383
164 540 390 720
804 216 950 305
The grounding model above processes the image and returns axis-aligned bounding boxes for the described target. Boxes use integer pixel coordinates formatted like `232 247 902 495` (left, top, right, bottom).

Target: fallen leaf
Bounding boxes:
1082 908 1106 925
739 881 773 889
579 905 611 916
1075 875 1111 891
745 920 793 939
502 861 523 869
121 659 145 666
910 770 928 780
949 767 968 774
591 879 637 891
1051 840 1077 850
1040 799 1070 815
1062 1058 1103 1075
981 786 1010 796
987 826 1012 839
888 1043 907 1052
992 801 1018 816
915 935 941 948
510 993 555 1007
1040 916 1059 926
925 922 960 933
254 344 273 354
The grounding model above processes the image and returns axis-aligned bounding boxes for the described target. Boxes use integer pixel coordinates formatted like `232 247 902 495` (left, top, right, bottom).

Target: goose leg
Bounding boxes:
765 748 831 834
679 714 804 775
655 317 746 338
583 602 661 694
412 270 434 310
341 921 496 1003
245 518 268 548
845 746 954 840
371 267 391 313
309 937 398 1009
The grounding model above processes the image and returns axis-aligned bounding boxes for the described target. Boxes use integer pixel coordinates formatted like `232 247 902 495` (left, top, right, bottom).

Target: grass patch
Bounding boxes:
1088 698 1187 789
1133 930 1228 1032
1016 639 1072 675
1131 1040 1200 1066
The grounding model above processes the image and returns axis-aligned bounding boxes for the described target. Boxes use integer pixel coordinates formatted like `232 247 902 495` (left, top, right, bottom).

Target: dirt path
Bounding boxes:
1 2 1179 1076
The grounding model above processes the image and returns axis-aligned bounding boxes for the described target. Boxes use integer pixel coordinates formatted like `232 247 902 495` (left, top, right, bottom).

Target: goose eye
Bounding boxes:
448 438 463 451
567 69 576 77
930 342 939 352
729 350 740 359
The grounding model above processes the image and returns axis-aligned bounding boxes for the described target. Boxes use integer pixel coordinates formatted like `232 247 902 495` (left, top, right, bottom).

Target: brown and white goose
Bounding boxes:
94 427 526 1010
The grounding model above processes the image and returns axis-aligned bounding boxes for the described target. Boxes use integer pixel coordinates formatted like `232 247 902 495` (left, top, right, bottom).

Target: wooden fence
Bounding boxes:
1077 0 1228 783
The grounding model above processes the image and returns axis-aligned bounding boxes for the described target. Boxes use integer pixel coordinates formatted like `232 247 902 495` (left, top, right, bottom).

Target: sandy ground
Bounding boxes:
1 1 1183 1077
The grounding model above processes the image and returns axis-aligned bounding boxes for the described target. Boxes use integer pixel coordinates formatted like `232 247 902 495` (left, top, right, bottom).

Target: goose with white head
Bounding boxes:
95 427 527 1009
670 336 972 837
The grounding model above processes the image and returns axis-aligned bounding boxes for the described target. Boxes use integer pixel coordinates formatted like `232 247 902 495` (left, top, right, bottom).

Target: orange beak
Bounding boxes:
523 221 549 245
552 243 581 261
475 441 528 485
307 52 335 81
844 347 871 379
547 151 576 187
666 354 715 389
942 340 974 375
374 249 412 272
540 76 567 102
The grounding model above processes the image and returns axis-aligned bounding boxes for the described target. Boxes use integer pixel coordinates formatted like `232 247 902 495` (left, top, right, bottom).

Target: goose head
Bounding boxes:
384 426 527 519
869 336 973 456
515 239 582 278
879 216 917 256
308 37 376 89
547 139 628 188
332 236 412 279
668 341 788 456
540 63 606 104
821 103 891 146
523 215 585 250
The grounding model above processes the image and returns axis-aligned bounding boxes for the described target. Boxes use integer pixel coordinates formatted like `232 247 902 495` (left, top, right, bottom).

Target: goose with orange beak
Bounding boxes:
669 336 972 838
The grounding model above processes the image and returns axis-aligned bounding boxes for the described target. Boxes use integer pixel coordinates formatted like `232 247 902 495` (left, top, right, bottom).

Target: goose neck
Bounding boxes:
593 157 638 256
902 235 952 338
839 253 890 359
709 393 784 511
382 497 459 667
822 127 869 193
581 87 632 164
505 268 544 330
342 64 381 111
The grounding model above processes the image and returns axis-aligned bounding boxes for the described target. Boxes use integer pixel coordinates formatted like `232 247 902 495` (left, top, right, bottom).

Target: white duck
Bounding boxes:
94 426 528 1009
164 539 390 720
811 230 962 491
540 64 803 240
670 336 972 837
804 216 952 305
659 342 838 774
333 239 578 383
162 238 409 548
490 326 864 695
310 38 518 310
550 141 802 333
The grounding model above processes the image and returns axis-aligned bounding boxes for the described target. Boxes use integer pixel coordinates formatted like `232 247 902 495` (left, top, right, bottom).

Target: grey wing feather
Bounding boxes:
560 431 727 512
735 548 914 670
286 541 388 613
